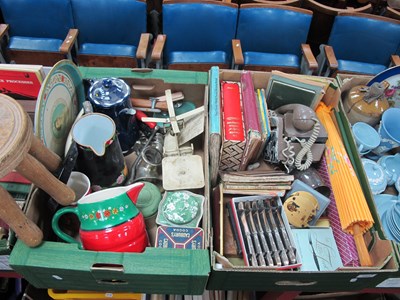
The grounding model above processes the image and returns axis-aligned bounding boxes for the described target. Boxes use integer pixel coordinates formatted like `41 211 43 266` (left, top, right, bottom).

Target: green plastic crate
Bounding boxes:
10 67 211 294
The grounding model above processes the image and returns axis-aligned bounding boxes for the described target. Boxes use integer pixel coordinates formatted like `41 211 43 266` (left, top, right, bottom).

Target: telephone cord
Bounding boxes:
294 118 320 171
281 136 295 173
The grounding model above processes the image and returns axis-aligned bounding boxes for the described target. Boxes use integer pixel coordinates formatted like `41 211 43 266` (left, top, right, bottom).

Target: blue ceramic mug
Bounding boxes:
352 122 380 155
373 108 400 155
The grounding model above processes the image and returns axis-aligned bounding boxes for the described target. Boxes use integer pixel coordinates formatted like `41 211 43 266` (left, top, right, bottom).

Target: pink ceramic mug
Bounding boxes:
52 182 149 252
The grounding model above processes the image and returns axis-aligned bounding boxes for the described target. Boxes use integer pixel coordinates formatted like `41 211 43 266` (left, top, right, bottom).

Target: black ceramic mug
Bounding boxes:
88 77 140 155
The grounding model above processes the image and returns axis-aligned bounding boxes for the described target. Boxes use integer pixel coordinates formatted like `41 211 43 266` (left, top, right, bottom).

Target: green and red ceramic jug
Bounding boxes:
52 182 149 252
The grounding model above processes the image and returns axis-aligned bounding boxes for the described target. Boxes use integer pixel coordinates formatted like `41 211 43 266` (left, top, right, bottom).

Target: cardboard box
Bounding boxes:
335 73 400 290
207 69 399 292
9 68 211 295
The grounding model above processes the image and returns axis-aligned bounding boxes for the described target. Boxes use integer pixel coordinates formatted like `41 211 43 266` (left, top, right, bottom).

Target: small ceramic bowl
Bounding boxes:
378 153 400 186
156 190 204 228
291 167 331 198
362 158 388 195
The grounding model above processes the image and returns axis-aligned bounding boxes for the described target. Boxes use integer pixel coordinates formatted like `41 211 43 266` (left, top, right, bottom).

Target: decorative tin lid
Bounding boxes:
156 191 204 227
283 191 319 228
88 77 130 108
136 182 162 218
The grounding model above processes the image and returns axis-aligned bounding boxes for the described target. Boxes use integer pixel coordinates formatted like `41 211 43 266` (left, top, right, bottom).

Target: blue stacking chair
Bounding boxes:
317 12 400 76
232 4 317 74
151 0 238 71
71 0 150 67
0 0 77 65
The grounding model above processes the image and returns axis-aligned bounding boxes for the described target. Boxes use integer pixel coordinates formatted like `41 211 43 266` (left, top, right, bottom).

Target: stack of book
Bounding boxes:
219 164 294 197
219 72 272 172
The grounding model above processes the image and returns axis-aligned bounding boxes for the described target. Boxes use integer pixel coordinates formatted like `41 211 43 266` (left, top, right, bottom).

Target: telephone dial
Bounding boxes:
264 104 327 172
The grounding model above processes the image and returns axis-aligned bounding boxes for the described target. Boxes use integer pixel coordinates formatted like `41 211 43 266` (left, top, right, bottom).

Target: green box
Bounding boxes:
9 67 211 294
206 70 399 292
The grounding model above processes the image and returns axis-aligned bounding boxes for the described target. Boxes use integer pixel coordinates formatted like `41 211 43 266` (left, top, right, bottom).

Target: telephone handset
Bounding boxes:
275 104 321 171
275 104 318 135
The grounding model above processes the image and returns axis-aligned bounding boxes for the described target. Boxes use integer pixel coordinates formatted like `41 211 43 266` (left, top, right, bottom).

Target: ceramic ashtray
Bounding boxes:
156 190 204 227
362 158 387 195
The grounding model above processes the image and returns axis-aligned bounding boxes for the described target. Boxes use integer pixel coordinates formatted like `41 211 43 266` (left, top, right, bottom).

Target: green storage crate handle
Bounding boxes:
131 68 153 74
91 263 125 272
131 84 156 91
91 263 128 285
96 279 128 285
275 280 317 286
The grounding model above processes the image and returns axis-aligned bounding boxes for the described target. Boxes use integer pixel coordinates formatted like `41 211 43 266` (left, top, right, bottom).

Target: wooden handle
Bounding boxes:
0 186 43 247
130 98 168 110
29 136 62 173
130 92 184 111
16 153 75 206
353 223 373 267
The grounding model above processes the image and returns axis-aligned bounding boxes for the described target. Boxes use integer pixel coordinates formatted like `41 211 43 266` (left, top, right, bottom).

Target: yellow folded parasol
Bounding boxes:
316 102 374 267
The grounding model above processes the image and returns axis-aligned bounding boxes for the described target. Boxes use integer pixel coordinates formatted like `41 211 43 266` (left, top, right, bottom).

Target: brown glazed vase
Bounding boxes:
343 82 390 127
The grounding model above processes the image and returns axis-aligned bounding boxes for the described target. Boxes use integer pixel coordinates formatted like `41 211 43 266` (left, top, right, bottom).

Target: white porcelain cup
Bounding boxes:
67 171 91 203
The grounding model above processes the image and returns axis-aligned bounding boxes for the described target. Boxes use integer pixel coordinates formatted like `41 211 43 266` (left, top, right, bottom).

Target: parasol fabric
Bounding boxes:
316 102 374 267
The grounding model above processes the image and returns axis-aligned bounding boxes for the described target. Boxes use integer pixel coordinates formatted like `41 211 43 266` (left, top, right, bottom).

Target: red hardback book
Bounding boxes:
239 72 262 170
221 81 245 141
0 65 44 100
220 81 246 171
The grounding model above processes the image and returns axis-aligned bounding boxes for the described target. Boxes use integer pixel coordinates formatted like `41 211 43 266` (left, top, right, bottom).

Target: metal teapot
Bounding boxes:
88 77 139 155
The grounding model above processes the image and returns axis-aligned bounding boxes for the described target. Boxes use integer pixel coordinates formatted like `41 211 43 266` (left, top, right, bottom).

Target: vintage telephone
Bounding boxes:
264 104 327 172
